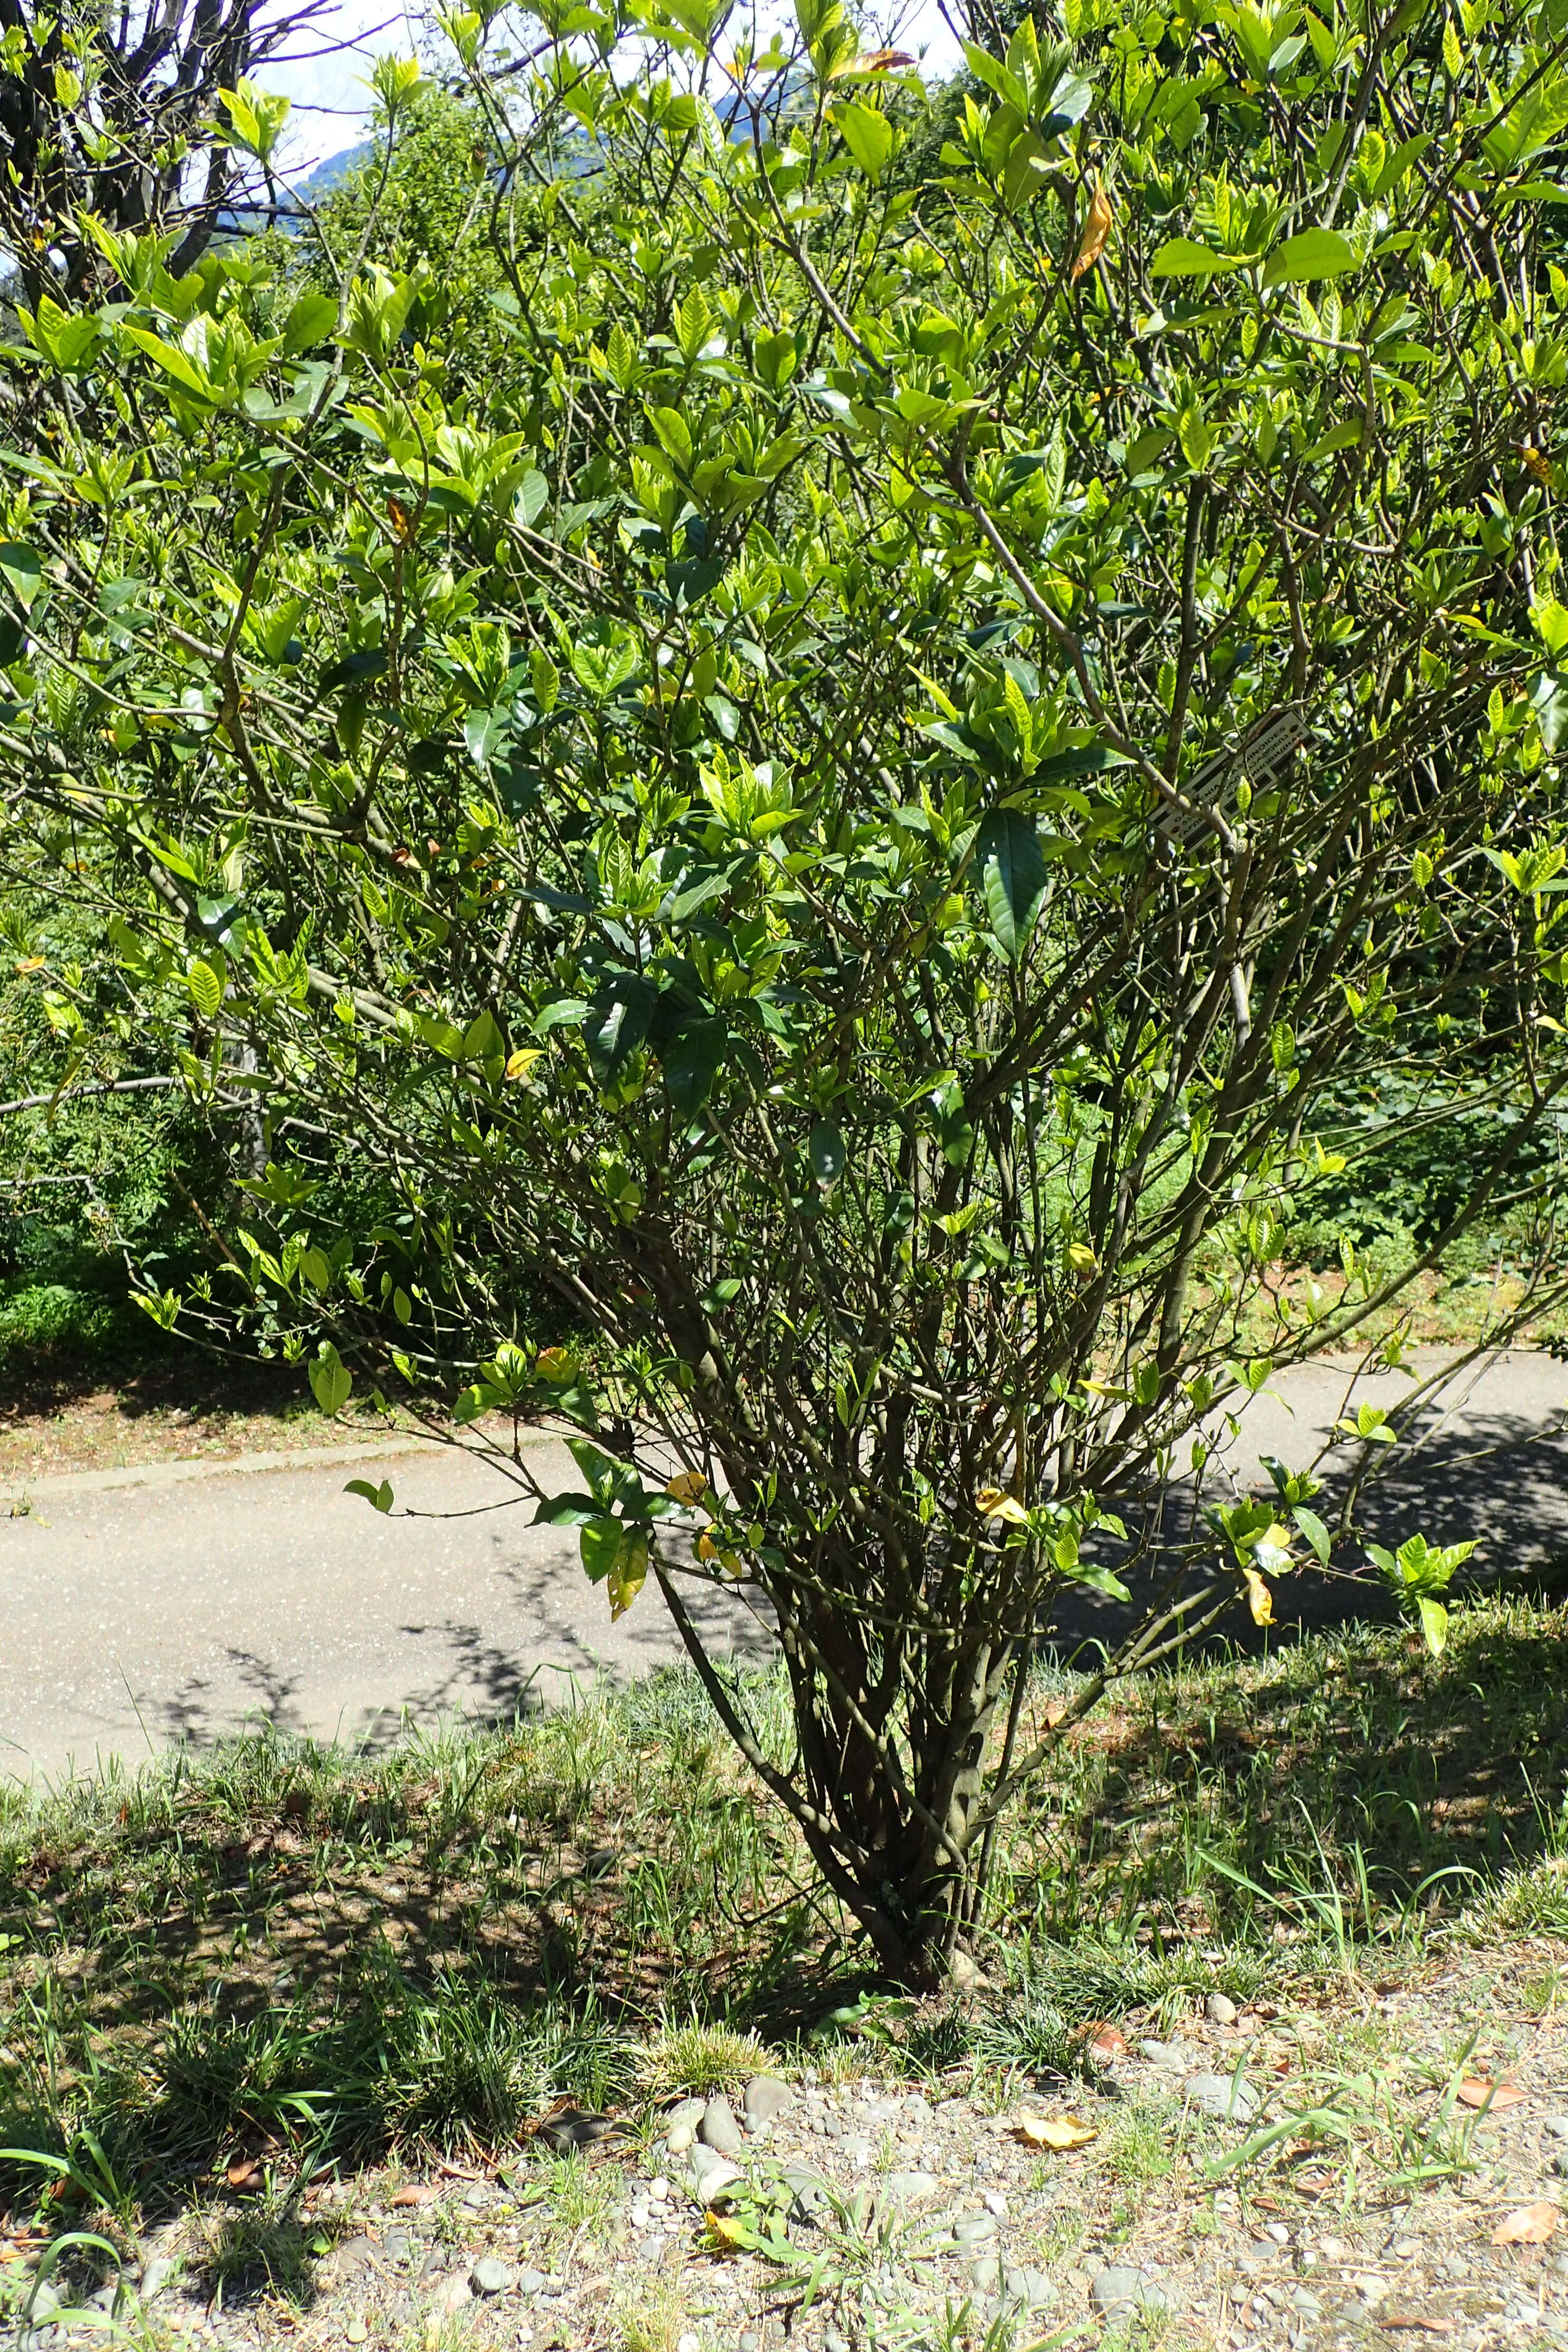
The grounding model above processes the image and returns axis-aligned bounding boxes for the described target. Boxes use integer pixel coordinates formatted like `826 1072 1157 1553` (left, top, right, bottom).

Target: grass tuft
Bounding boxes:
636 2016 776 2101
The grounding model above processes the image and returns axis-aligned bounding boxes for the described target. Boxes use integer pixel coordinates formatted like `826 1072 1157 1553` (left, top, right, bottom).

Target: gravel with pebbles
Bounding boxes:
9 1952 1568 2352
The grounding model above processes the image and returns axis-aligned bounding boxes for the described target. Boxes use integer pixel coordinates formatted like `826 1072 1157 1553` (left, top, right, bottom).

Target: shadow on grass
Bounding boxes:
1021 1598 1568 1947
0 1670 825 2228
2 1605 1565 2233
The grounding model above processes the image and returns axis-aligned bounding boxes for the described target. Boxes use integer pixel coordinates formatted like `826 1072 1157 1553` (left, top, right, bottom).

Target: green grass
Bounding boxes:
2 1599 1566 2239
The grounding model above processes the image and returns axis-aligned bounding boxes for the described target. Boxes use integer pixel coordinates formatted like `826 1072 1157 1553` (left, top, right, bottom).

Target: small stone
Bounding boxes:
517 2269 547 2297
1544 2116 1568 2142
346 2321 369 2344
689 2146 742 2200
472 2258 514 2298
666 2120 697 2154
1139 2038 1191 2071
630 2202 650 2230
1291 2290 1322 2317
677 2335 701 2352
744 2076 792 2128
636 2235 666 2262
739 2336 761 2352
1319 2238 1346 2261
1354 2274 1390 2304
1091 2266 1169 2317
954 2212 998 2247
1207 1992 1239 2026
1020 2267 1053 2308
382 2229 413 2264
139 2259 176 2301
667 2096 706 2130
699 2095 743 2155
321 2234 380 2280
1552 2152 1568 2179
1265 2222 1291 2245
1392 2238 1420 2260
884 2170 939 2203
434 2274 473 2317
824 2332 851 2352
983 2189 1009 2217
1184 2071 1261 2120
463 2183 491 2210
648 2176 669 2201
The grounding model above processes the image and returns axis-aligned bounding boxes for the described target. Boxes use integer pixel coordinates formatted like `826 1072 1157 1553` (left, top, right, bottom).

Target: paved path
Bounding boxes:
0 1434 771 1784
2 1348 1564 1782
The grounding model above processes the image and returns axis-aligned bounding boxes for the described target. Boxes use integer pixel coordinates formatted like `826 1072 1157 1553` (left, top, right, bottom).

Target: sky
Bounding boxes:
256 0 966 175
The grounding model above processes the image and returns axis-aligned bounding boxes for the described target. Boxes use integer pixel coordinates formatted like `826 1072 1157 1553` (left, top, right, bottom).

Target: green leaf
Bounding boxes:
809 1117 847 1189
186 957 224 1017
1261 228 1358 286
1417 1594 1448 1655
584 975 657 1085
0 544 43 610
975 808 1048 964
580 1514 624 1582
309 1342 352 1416
345 1477 394 1513
281 291 337 354
119 324 215 399
834 100 894 178
1292 1505 1331 1565
1150 238 1239 276
514 469 549 527
649 407 693 470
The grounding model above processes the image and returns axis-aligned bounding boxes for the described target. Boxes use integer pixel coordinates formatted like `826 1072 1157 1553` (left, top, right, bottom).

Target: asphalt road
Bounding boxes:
2 1347 1564 1783
0 1434 772 1784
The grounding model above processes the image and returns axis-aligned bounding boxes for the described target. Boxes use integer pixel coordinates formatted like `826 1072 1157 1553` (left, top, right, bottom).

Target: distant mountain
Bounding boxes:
284 143 376 211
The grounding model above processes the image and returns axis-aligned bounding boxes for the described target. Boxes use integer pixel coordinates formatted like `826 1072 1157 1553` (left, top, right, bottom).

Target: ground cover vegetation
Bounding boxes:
3 1609 1568 2210
1 1609 1567 2329
4 0 1568 1983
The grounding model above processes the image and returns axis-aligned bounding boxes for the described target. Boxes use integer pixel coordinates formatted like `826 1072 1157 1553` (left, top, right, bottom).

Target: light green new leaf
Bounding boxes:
309 1342 352 1417
1417 1594 1449 1654
1150 238 1239 275
1262 228 1358 285
834 100 894 178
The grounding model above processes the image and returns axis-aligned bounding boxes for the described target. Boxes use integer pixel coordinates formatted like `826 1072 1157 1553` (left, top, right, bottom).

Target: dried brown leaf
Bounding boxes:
1070 176 1113 283
1457 2078 1525 2110
1492 2202 1558 2245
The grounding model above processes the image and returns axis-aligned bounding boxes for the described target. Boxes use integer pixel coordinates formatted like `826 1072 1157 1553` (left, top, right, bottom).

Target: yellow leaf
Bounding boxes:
1244 1566 1274 1626
535 1345 576 1385
607 1532 648 1621
1070 174 1113 283
706 2209 749 2249
666 1469 706 1504
13 958 44 974
1066 1242 1098 1278
1014 2112 1098 2150
976 1488 1030 1525
505 1047 542 1081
